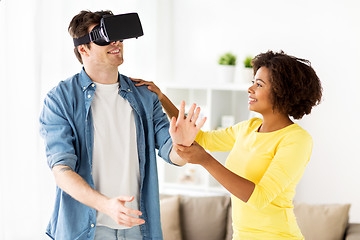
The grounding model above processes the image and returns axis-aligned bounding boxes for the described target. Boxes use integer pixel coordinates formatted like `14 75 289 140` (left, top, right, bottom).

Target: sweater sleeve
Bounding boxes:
195 122 242 152
247 131 313 209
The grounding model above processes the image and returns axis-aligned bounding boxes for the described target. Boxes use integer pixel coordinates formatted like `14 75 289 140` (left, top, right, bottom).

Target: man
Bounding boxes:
39 10 185 240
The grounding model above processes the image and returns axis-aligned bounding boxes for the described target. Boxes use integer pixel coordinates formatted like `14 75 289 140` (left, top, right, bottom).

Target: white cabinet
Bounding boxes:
157 82 254 196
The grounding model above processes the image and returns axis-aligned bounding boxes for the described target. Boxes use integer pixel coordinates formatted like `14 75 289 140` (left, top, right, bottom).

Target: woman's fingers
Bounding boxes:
173 143 184 151
129 77 142 83
130 77 147 87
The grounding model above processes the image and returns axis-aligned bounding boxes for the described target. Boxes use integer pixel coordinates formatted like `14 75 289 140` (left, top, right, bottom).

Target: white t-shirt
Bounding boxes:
91 82 140 229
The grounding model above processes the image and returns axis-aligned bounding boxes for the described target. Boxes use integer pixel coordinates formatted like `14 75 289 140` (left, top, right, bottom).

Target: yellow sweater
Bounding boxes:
195 118 312 240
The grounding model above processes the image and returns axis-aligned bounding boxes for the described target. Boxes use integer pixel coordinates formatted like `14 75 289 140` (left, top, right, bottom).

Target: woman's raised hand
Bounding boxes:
169 101 207 146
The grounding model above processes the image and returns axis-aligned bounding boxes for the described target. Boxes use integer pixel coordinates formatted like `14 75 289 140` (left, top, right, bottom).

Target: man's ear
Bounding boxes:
78 45 89 57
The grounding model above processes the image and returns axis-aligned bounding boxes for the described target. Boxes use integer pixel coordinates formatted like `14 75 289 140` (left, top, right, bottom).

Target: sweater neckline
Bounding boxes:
254 120 297 134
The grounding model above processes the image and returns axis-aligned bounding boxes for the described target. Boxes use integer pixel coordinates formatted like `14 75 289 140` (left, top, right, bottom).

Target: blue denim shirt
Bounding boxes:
39 68 173 240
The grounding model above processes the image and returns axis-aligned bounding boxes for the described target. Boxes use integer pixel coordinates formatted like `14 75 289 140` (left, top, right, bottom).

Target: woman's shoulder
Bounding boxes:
224 118 262 137
248 117 263 126
237 117 262 131
283 123 313 146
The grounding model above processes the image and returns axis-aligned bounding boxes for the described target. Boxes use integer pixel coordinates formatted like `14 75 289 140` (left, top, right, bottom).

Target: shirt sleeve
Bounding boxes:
151 92 173 164
247 132 313 209
195 123 242 152
39 92 77 170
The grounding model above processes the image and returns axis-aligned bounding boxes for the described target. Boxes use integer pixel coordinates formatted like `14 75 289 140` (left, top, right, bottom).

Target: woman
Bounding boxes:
133 50 322 239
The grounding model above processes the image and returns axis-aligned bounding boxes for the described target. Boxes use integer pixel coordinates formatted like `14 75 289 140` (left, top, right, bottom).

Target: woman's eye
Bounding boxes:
257 83 262 87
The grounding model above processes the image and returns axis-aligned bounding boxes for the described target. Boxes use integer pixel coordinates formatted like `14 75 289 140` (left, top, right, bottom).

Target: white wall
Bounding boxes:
157 0 360 222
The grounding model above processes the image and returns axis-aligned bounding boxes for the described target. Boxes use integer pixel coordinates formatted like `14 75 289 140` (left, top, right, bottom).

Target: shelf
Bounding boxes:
157 83 250 195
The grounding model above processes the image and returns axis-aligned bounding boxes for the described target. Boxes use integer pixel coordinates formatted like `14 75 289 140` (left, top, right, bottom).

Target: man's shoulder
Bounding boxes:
48 73 82 97
120 74 156 98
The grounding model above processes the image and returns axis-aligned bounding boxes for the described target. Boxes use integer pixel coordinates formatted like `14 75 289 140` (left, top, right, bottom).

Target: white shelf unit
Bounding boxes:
157 82 251 196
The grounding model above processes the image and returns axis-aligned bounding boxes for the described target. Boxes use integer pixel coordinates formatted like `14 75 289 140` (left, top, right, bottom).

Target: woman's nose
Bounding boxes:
248 85 254 94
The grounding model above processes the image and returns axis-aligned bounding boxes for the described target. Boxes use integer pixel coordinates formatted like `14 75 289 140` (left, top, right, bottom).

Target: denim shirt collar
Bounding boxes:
79 68 94 91
79 67 132 93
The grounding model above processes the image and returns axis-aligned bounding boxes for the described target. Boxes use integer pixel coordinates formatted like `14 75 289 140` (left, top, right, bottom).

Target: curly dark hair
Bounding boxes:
68 10 113 64
251 50 322 119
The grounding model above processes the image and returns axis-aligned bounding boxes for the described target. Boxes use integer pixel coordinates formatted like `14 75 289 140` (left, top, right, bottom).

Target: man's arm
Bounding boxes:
40 93 145 227
52 165 145 227
169 147 187 166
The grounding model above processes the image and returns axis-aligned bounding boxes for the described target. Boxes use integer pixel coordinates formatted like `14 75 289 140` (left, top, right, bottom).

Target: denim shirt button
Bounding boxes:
87 94 91 98
91 224 95 228
127 89 131 92
91 84 95 87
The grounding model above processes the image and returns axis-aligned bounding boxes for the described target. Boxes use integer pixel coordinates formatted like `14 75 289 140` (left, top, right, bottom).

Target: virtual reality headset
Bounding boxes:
73 13 144 47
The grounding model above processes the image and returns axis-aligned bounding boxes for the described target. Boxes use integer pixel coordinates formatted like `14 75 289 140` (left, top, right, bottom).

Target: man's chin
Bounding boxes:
113 59 124 67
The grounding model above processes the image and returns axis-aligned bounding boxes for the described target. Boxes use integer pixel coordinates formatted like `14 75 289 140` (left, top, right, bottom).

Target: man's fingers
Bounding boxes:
177 101 186 124
121 206 143 217
192 107 201 124
115 197 143 216
196 117 207 129
186 103 196 122
169 117 176 136
117 214 145 227
118 219 145 228
116 196 134 202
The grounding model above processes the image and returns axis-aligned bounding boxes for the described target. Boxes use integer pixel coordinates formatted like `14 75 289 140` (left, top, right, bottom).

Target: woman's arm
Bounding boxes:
170 101 255 201
174 142 255 202
131 78 179 120
131 78 206 146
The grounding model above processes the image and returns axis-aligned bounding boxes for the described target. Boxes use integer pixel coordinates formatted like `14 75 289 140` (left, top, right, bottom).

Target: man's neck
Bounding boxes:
84 64 119 84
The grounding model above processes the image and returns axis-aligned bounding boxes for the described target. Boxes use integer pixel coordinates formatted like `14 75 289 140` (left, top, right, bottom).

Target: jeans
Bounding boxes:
94 225 143 240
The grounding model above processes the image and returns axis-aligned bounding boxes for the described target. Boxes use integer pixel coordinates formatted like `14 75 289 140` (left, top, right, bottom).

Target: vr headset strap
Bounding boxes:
73 35 91 47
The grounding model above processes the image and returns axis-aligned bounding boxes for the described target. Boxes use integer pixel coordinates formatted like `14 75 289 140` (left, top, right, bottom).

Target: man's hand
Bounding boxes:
102 196 145 227
52 165 145 227
169 101 207 146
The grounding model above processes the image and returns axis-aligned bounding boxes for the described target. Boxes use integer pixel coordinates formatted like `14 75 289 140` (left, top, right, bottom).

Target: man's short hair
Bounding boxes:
68 10 113 64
